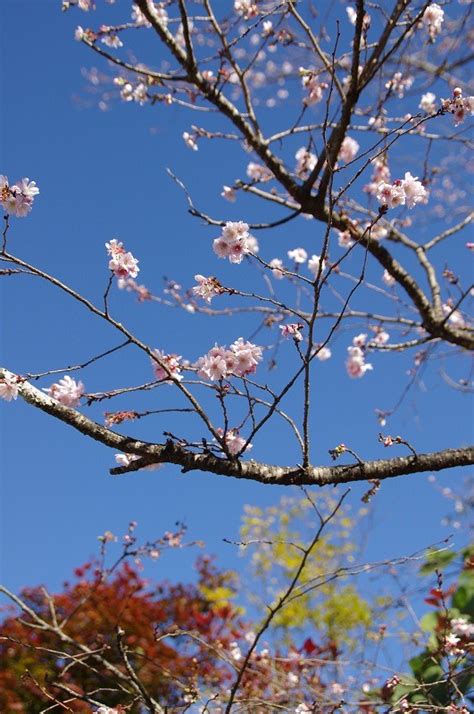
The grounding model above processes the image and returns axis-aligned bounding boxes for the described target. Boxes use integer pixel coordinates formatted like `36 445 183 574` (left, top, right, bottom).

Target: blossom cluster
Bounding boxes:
280 323 304 342
105 239 140 279
384 72 413 99
0 175 39 217
300 69 328 106
44 376 85 407
196 338 262 381
234 0 258 20
422 3 444 41
192 274 224 303
376 172 427 210
217 427 252 455
441 87 474 127
151 350 183 382
0 371 19 401
346 334 373 378
213 221 257 264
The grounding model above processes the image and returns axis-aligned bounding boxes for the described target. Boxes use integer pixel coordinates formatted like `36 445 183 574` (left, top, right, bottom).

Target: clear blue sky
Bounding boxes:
0 0 472 612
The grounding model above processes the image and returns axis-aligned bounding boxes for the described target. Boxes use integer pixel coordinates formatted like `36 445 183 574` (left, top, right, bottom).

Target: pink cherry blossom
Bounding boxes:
106 239 139 279
221 185 236 202
45 376 85 407
442 88 474 126
217 427 252 455
0 370 19 401
419 92 437 114
115 453 162 472
246 162 272 182
338 136 359 164
151 350 183 382
335 229 354 248
269 258 285 279
376 181 406 210
422 3 444 41
353 333 367 348
315 346 332 361
364 157 390 197
442 302 465 328
230 337 263 376
401 172 428 208
382 269 396 287
280 323 304 342
193 275 224 303
0 175 39 217
183 131 198 151
444 633 464 656
287 247 308 264
300 70 328 106
234 0 258 19
295 147 317 176
346 346 373 378
372 329 390 346
308 254 326 277
213 221 253 264
196 338 262 381
385 72 413 99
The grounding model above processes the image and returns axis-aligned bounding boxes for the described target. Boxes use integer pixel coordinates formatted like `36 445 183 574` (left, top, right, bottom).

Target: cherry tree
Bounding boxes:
2 1 472 489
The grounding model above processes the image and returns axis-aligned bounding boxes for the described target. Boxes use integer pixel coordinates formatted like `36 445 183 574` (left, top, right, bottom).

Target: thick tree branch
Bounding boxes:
4 369 472 487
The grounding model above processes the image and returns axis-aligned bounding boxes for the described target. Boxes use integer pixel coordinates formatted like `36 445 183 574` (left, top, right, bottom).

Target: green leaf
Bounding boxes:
419 548 457 574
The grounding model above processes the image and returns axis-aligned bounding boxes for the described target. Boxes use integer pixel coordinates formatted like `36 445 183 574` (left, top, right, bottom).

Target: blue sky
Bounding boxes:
0 0 472 628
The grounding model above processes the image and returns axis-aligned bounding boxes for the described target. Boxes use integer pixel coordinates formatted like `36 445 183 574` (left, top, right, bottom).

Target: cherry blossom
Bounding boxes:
442 87 474 126
364 157 390 197
114 78 148 105
422 3 444 41
401 172 428 208
0 175 39 217
0 370 19 401
287 247 308 264
335 229 354 248
101 32 123 48
371 329 390 346
338 136 359 164
213 221 253 264
300 69 328 106
382 269 396 287
442 302 466 328
234 0 258 19
280 323 304 342
451 617 474 639
218 428 252 455
196 338 262 381
269 258 285 279
246 161 272 182
246 234 259 254
261 20 273 37
444 633 464 656
132 2 167 28
114 453 161 472
192 275 224 303
314 346 332 361
346 346 373 378
44 376 85 407
376 181 406 210
308 254 326 278
385 72 413 99
352 333 367 348
106 239 139 279
221 185 236 202
151 350 183 382
346 6 370 30
419 92 437 114
183 131 198 151
295 147 317 176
